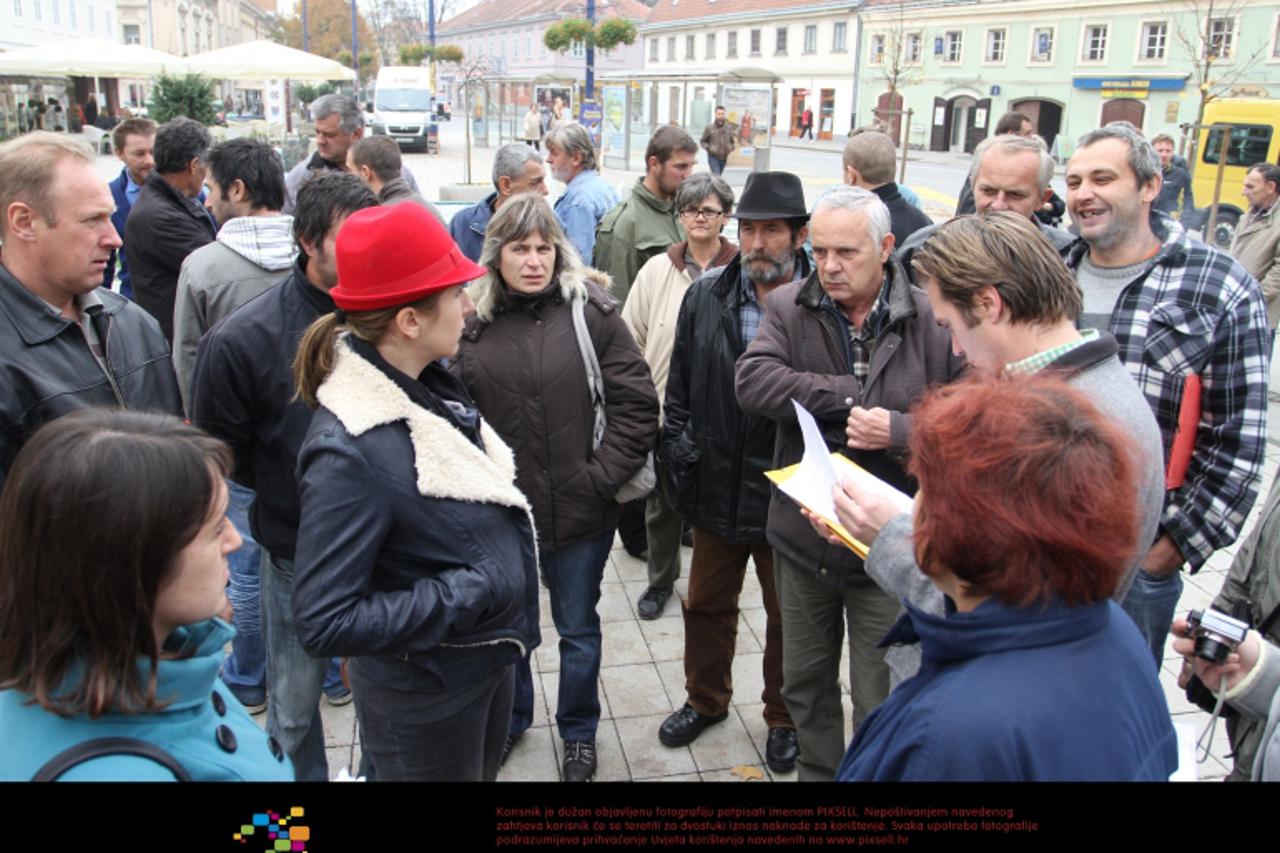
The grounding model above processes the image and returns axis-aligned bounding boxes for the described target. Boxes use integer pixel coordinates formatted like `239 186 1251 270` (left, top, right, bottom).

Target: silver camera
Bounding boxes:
1185 608 1249 665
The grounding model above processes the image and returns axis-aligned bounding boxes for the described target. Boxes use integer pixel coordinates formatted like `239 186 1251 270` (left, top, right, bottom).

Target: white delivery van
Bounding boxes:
370 66 435 152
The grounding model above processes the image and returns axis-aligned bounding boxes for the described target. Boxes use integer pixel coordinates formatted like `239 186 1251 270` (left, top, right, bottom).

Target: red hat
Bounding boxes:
330 203 486 311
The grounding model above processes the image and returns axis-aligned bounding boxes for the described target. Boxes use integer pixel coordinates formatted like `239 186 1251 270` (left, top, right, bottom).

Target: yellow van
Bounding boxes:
1193 98 1280 248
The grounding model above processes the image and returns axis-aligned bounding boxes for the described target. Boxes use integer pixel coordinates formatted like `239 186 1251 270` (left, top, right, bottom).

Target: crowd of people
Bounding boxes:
1 93 1279 784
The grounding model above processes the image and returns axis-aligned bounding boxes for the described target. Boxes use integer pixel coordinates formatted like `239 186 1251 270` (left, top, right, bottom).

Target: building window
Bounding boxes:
1082 24 1107 62
833 21 847 52
1031 26 1053 62
750 28 761 56
86 1 93 31
51 0 58 24
685 34 695 59
1140 21 1167 60
775 26 787 55
870 34 885 64
944 30 962 63
12 0 20 18
33 0 41 21
727 31 737 58
1274 15 1280 58
67 0 74 27
526 35 532 57
124 23 141 44
804 24 816 54
1208 17 1235 60
667 36 675 61
706 32 716 59
571 40 584 58
649 37 658 62
985 28 1005 62
905 31 922 63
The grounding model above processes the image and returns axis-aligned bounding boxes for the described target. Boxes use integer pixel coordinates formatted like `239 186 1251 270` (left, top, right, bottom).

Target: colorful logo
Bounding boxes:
233 808 309 852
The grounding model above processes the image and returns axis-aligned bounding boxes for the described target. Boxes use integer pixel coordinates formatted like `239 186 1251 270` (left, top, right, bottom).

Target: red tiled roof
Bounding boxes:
644 0 857 26
439 0 653 34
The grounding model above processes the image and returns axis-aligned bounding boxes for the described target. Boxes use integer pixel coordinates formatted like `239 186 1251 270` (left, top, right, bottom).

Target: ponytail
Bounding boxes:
292 312 343 409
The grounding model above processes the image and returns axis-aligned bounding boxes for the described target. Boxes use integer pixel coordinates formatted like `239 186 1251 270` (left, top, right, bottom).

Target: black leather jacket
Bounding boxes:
660 253 808 545
0 264 182 486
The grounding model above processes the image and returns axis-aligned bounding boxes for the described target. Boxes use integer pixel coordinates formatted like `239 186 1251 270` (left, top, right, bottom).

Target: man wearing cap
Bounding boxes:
657 172 808 772
191 172 378 782
736 185 964 782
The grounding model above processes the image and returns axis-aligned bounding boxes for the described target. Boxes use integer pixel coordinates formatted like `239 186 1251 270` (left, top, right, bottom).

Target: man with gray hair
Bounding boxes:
545 123 618 265
1064 120 1270 666
283 93 421 215
736 184 964 781
897 133 1072 283
449 142 549 261
841 130 930 247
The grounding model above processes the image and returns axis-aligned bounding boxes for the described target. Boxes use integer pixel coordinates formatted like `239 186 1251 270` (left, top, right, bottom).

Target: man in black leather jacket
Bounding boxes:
0 132 181 487
656 172 807 773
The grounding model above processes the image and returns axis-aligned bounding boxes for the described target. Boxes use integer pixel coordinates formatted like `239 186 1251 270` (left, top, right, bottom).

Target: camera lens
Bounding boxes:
1194 634 1232 665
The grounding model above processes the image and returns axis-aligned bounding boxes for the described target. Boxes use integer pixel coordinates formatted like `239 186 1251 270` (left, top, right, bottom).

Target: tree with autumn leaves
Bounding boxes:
279 0 381 81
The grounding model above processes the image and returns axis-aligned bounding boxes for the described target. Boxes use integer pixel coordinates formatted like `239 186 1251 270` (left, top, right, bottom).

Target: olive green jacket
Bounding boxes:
593 178 684 303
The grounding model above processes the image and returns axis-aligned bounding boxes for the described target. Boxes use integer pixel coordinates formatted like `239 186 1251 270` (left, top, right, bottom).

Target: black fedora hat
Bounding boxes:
736 172 809 221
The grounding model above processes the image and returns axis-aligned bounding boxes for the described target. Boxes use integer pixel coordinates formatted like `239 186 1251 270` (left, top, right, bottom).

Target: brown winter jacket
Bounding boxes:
454 266 659 553
734 259 966 586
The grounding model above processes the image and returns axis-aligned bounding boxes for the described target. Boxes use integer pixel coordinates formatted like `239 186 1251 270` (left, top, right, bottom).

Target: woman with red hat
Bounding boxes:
289 202 541 782
453 193 658 782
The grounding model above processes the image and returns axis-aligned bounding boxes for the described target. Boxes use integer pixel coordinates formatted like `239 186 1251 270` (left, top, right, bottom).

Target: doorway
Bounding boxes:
818 89 835 140
1101 98 1145 131
790 88 808 137
1010 98 1064 145
668 87 681 126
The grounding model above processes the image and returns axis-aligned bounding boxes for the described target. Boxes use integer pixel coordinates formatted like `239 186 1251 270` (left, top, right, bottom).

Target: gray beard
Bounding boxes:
744 251 795 286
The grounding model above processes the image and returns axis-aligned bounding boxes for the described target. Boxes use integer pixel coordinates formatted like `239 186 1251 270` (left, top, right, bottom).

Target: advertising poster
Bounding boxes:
535 85 572 134
602 85 626 153
722 84 772 170
579 100 603 148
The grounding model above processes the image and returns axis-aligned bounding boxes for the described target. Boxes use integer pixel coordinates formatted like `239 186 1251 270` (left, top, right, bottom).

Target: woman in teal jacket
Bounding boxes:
0 410 293 781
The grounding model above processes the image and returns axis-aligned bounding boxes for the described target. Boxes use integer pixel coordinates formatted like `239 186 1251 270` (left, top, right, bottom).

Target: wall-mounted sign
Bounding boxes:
990 85 1001 97
1073 77 1186 91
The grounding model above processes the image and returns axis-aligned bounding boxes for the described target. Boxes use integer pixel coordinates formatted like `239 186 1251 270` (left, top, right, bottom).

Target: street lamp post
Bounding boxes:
351 0 359 80
585 0 595 102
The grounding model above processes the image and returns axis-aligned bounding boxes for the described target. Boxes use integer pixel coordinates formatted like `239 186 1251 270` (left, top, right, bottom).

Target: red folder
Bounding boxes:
1165 373 1201 490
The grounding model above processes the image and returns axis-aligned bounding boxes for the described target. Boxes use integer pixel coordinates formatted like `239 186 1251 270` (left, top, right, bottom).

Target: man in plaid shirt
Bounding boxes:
1064 122 1270 666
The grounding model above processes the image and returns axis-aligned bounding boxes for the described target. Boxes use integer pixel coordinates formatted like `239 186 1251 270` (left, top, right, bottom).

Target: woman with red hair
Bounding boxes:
836 375 1178 781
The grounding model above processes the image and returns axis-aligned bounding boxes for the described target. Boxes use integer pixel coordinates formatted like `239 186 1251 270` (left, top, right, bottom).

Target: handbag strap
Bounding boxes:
570 294 607 450
32 736 192 782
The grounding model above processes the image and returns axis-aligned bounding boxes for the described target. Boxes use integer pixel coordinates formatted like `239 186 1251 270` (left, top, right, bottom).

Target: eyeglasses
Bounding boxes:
680 207 725 220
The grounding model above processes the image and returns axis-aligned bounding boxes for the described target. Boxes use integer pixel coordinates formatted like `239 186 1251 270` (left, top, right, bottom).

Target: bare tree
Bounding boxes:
1169 0 1266 162
450 52 492 184
867 0 922 143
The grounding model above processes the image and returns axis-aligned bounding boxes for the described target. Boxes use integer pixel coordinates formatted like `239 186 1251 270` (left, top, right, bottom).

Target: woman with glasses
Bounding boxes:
620 174 737 621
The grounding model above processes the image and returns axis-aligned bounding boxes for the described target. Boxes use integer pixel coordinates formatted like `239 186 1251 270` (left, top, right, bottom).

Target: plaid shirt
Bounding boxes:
738 268 764 346
1064 216 1271 571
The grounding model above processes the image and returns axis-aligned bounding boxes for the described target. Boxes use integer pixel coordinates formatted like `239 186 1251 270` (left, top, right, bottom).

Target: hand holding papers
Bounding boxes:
766 400 912 558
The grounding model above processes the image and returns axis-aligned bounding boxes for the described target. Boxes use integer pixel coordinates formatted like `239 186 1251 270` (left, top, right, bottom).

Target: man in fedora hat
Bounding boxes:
736 185 964 781
655 171 809 773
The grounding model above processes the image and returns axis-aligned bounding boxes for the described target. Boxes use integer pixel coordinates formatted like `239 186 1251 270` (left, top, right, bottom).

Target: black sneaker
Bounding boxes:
637 586 672 620
765 727 799 773
562 740 596 782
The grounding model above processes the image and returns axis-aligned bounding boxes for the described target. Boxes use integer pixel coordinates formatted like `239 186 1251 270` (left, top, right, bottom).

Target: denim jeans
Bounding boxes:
219 481 266 702
1120 568 1184 669
221 483 343 705
261 552 330 782
350 659 514 781
510 529 614 743
707 154 726 176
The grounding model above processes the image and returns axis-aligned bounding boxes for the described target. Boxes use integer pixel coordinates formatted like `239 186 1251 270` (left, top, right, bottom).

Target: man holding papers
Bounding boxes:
736 185 963 781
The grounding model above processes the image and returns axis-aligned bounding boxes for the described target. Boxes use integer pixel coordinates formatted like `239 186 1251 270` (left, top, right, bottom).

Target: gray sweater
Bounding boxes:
173 215 296 413
865 331 1166 686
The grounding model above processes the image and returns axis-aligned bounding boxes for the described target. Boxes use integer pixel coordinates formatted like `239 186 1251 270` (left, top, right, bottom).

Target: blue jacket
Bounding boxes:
449 192 496 262
0 620 294 781
554 169 618 264
292 339 540 690
838 597 1178 781
104 167 135 298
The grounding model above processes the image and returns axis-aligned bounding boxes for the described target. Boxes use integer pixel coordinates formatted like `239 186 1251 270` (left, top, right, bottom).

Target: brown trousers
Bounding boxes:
682 527 793 729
